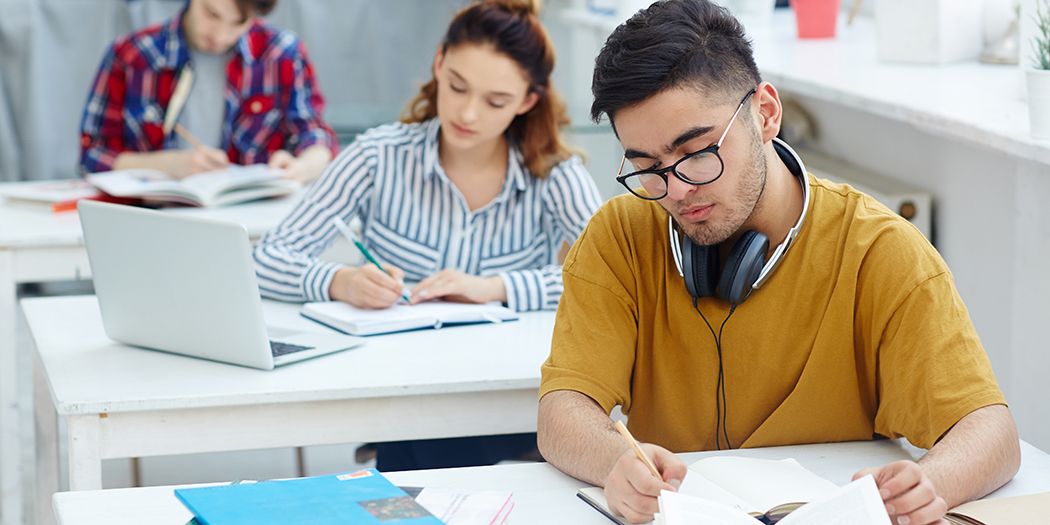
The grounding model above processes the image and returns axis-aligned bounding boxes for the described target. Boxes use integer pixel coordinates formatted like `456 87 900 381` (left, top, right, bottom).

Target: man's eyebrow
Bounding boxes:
623 125 717 160
668 125 715 153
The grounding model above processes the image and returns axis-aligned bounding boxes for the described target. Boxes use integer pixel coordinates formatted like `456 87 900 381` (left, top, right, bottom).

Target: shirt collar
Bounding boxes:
161 10 192 71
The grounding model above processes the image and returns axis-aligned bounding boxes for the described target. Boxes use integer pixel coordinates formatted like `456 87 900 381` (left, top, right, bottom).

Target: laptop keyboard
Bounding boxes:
269 341 315 358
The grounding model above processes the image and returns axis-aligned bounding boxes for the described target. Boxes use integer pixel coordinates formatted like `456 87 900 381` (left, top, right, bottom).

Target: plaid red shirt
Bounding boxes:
79 10 338 173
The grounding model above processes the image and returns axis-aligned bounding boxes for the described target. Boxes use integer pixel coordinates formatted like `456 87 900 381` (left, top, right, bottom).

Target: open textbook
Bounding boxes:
301 300 519 336
87 164 296 207
655 475 891 525
579 456 853 525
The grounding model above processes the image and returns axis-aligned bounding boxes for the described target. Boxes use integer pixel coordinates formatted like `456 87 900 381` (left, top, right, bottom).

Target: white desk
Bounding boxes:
0 190 298 525
50 439 1050 525
24 295 554 523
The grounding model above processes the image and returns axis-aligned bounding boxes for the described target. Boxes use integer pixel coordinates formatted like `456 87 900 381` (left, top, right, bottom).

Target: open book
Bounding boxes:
655 475 891 525
86 164 296 207
301 301 519 336
579 456 850 525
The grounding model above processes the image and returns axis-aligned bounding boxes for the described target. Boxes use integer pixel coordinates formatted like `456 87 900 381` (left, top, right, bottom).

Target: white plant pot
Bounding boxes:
1026 68 1050 139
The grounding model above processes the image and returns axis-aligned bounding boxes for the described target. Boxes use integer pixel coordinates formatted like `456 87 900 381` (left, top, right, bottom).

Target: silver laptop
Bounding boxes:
78 200 364 369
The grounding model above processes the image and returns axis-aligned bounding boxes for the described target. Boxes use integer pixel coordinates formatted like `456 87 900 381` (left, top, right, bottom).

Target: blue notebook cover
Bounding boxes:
175 469 445 525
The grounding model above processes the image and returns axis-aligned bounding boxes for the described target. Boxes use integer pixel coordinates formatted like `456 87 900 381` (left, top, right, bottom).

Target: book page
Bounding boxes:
947 490 1050 525
677 471 757 514
778 475 891 525
658 490 762 525
87 169 183 198
179 164 285 202
412 488 513 525
689 457 839 513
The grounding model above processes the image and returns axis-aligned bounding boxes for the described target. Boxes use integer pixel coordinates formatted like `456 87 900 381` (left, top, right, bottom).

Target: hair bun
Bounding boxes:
486 0 541 16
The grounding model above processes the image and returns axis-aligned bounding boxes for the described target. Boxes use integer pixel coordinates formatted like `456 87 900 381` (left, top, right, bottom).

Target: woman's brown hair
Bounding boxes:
401 0 576 178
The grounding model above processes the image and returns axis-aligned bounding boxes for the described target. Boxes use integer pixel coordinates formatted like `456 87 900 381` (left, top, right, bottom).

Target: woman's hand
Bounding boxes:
329 264 407 309
409 270 506 305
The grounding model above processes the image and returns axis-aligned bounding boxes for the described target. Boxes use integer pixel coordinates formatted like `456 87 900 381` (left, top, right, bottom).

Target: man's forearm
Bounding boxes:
918 404 1020 508
113 150 187 177
537 389 631 486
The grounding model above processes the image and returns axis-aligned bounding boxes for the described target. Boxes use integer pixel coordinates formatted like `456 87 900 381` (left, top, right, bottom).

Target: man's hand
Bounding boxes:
267 150 306 182
605 444 688 524
329 264 407 309
185 145 229 177
409 270 506 305
854 461 948 525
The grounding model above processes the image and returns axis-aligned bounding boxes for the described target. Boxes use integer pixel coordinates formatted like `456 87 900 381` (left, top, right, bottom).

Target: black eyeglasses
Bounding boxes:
616 88 757 201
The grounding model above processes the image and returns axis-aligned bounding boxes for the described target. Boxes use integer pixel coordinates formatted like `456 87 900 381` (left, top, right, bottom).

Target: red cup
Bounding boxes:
792 0 838 38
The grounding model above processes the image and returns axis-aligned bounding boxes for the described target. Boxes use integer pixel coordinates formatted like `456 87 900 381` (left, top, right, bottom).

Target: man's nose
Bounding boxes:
664 171 697 201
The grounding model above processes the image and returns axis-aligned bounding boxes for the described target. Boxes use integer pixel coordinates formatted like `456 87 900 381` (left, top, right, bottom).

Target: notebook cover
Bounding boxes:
175 469 445 525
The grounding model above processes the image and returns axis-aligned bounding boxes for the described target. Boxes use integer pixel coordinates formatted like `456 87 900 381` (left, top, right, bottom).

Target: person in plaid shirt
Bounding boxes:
79 0 338 182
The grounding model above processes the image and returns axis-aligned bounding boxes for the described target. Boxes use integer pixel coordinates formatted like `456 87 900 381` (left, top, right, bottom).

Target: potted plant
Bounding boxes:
1028 0 1050 138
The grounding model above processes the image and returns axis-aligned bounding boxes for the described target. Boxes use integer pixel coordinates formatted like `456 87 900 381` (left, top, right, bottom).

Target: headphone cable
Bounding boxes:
693 298 737 450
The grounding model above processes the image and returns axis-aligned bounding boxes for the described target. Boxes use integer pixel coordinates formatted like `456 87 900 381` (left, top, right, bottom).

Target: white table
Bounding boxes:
24 294 555 523
0 189 298 525
50 438 1050 524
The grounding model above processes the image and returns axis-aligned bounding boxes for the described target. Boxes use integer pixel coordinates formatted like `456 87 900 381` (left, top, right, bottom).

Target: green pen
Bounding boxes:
332 216 412 303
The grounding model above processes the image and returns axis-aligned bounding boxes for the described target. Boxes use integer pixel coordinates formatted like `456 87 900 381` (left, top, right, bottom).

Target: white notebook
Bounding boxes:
301 301 519 336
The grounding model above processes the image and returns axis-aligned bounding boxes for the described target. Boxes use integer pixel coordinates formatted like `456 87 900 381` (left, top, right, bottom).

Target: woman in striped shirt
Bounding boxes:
253 0 602 313
252 0 603 470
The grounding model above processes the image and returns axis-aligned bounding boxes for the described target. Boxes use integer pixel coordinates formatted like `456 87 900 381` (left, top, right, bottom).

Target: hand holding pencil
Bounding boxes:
603 421 688 524
173 124 229 177
327 216 412 309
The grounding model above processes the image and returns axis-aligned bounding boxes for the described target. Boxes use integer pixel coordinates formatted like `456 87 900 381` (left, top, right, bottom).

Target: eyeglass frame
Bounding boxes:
615 88 758 201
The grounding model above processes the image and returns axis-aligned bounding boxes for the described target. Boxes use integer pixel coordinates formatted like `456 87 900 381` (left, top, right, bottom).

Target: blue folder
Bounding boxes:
175 469 445 525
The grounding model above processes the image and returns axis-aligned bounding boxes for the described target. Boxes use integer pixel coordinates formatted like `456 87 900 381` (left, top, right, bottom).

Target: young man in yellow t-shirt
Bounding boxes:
536 1 1020 524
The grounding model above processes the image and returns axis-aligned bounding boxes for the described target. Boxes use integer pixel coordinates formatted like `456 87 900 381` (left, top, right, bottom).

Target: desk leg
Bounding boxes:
67 415 102 491
33 351 59 525
0 250 22 525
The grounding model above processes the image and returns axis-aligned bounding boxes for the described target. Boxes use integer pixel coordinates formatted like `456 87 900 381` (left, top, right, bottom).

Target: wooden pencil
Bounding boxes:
614 420 662 479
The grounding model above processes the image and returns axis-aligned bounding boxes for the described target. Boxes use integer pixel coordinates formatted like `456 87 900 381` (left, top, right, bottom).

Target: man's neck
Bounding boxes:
735 140 805 257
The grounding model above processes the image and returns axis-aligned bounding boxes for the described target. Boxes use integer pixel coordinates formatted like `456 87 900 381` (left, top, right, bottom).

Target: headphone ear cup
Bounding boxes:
682 234 720 299
718 230 770 305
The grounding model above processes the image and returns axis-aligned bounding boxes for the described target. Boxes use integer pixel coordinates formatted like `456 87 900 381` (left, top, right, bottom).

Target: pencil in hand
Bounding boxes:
173 124 204 149
614 420 662 480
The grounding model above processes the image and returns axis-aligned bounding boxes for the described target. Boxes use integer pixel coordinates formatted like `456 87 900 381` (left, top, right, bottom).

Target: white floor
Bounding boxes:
14 281 374 520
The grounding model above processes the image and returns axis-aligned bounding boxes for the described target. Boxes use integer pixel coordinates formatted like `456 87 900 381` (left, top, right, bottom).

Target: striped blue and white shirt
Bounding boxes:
253 118 603 312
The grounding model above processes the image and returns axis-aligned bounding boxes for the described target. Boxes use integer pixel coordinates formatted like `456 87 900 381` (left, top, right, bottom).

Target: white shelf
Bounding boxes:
748 11 1049 166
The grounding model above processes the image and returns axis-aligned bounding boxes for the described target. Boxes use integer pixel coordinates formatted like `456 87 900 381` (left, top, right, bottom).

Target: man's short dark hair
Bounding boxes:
235 0 277 20
590 0 761 126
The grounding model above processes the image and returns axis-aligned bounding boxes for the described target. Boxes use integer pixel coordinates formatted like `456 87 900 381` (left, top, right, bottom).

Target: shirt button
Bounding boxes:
250 101 262 113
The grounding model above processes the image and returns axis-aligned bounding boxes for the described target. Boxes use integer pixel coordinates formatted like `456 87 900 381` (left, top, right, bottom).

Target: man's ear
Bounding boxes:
753 82 782 144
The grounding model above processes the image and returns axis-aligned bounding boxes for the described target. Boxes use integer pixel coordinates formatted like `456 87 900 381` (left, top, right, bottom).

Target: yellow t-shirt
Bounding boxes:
540 174 1005 452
